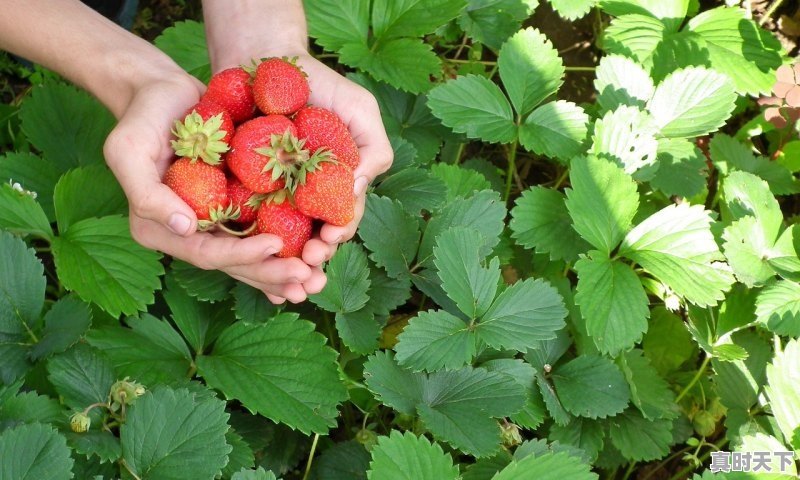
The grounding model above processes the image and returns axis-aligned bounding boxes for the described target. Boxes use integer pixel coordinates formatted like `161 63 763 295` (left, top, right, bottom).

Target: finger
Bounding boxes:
320 191 366 244
281 283 308 304
227 272 289 304
302 267 328 295
225 256 313 285
266 293 286 305
302 238 337 266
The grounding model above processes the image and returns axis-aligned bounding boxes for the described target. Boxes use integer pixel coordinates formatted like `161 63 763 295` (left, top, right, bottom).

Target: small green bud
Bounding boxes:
356 429 379 451
110 378 146 406
70 412 91 433
692 410 716 437
501 422 522 448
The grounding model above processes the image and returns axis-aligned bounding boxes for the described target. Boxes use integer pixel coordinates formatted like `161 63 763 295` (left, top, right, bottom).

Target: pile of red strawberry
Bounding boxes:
164 57 358 258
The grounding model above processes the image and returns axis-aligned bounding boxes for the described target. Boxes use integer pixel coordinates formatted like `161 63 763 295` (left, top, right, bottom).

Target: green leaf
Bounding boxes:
223 429 256 478
618 350 675 420
19 83 115 172
721 171 783 238
519 100 589 162
620 203 735 307
0 152 60 221
687 7 784 96
510 187 590 262
552 355 630 419
359 195 421 279
367 431 459 480
67 430 122 464
375 168 447 214
0 229 46 342
197 318 348 434
647 67 736 138
305 0 369 51
0 391 63 427
53 165 126 233
600 0 689 28
714 331 770 411
434 227 499 319
537 374 571 426
602 14 666 66
756 281 800 337
723 217 777 287
154 20 211 82
594 54 654 111
312 440 370 480
171 260 234 302
340 39 440 94
372 0 467 39
52 216 164 316
491 451 598 480
764 339 800 448
565 156 640 254
551 0 598 20
47 344 115 412
578 253 648 355
478 278 567 350
649 138 707 198
498 27 564 115
232 282 280 323
311 243 371 313
86 314 192 385
335 309 381 355
430 163 492 201
481 358 547 429
395 309 475 371
0 182 52 240
592 106 659 173
232 467 279 480
428 75 517 144
362 351 426 415
0 423 73 480
608 410 672 461
548 418 605 462
769 226 800 281
30 295 91 360
458 0 538 50
163 274 232 353
711 134 799 195
121 387 231 480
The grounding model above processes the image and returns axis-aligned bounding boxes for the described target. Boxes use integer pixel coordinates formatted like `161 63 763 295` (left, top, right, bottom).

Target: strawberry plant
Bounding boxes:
1 0 799 479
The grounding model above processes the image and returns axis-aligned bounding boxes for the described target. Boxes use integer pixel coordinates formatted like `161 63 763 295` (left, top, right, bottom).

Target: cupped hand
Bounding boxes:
103 75 326 304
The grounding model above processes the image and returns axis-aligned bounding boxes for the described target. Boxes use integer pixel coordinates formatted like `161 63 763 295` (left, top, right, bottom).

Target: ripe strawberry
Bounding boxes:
256 194 312 258
171 100 233 166
227 115 306 194
253 57 310 115
293 106 360 170
294 161 355 226
226 177 261 225
203 67 256 124
164 158 237 229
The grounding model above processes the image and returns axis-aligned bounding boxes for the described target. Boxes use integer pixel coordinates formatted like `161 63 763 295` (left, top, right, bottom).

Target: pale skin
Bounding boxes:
0 0 393 304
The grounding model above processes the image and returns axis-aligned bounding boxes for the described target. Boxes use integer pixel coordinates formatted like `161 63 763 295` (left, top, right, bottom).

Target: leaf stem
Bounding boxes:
504 117 522 202
302 433 321 480
640 446 694 480
760 0 786 26
564 66 596 72
675 354 711 403
667 438 729 480
120 459 142 480
621 461 637 480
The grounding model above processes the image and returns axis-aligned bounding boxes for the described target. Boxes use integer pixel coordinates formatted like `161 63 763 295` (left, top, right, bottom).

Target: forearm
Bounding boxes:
0 0 186 117
202 0 309 71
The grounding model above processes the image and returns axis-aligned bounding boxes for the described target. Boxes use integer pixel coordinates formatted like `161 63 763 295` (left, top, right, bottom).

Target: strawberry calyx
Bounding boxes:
292 148 338 191
198 203 241 231
170 111 230 166
254 130 313 191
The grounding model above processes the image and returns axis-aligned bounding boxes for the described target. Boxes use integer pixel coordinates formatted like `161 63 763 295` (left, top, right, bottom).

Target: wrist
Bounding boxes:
207 35 309 73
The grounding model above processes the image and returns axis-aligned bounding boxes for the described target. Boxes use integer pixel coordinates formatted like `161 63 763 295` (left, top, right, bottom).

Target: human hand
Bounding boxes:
103 75 326 304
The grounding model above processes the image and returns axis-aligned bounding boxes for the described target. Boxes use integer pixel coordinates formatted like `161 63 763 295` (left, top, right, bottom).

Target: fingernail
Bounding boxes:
353 176 368 196
333 235 343 244
168 214 192 235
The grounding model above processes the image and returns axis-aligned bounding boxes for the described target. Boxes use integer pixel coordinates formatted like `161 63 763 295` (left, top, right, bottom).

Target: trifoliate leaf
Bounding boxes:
721 171 783 239
551 0 598 20
0 423 73 480
53 165 127 233
121 387 231 480
620 203 735 306
154 20 211 82
0 230 45 345
0 182 52 240
565 156 640 254
171 260 234 302
756 281 800 337
305 0 369 51
458 0 538 50
723 216 776 287
602 14 666 67
647 67 736 138
430 163 492 200
340 38 441 94
764 339 800 445
197 318 348 434
592 106 659 173
375 168 447 214
395 309 475 371
311 243 372 313
29 295 91 361
594 54 654 111
649 138 707 198
367 431 459 480
52 216 164 316
608 409 672 461
548 418 605 462
428 75 517 143
359 195 421 279
618 349 676 420
372 0 467 39
46 344 115 412
498 27 564 115
551 355 630 419
86 314 192 385
711 134 799 196
491 451 598 480
519 100 589 162
19 83 114 172
478 278 567 351
0 152 61 221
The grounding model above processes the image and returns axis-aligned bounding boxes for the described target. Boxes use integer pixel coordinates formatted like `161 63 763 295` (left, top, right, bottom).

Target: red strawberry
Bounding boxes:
227 115 307 194
164 158 237 229
293 106 360 170
171 100 233 166
226 177 261 225
203 67 256 124
294 161 355 226
253 57 310 115
256 194 312 258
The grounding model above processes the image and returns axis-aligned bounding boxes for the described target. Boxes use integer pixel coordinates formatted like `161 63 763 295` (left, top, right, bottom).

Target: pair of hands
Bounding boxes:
103 54 393 304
